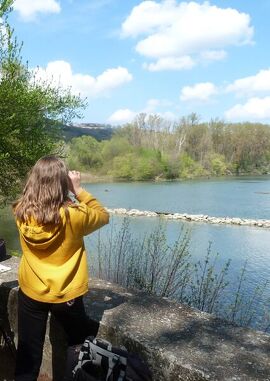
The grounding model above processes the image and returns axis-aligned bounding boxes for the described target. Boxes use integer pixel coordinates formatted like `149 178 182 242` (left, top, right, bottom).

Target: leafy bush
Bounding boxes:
101 136 132 162
207 153 227 176
179 153 207 178
109 154 134 180
67 136 102 171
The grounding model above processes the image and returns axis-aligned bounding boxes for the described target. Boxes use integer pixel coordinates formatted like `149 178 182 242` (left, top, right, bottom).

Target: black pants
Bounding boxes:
15 289 92 381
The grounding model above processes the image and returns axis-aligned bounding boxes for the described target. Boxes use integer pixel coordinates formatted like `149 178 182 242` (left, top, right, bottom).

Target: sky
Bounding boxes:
7 0 270 125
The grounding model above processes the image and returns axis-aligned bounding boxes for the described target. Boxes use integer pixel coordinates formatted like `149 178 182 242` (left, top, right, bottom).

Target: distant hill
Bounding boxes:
61 123 114 141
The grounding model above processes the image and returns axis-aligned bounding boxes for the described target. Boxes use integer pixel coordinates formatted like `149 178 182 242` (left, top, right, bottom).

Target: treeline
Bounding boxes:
66 113 270 180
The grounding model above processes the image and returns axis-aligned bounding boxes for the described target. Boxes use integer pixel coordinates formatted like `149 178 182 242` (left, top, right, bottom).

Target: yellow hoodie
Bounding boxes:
16 189 109 303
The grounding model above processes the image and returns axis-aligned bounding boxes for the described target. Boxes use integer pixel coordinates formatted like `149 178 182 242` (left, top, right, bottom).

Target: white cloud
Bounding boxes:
143 98 174 113
225 97 270 122
122 0 176 38
108 109 136 124
33 60 133 98
144 56 195 71
226 68 270 96
158 110 176 120
200 50 227 62
108 98 176 125
180 82 218 102
13 0 61 21
122 1 253 71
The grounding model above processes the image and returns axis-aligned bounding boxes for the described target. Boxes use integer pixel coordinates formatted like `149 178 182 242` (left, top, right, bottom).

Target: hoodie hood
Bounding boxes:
17 210 66 250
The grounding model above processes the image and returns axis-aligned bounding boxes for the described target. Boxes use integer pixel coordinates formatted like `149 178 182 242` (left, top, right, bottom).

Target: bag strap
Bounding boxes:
73 337 128 381
93 337 112 349
106 354 119 381
0 320 16 359
72 340 92 375
91 343 127 381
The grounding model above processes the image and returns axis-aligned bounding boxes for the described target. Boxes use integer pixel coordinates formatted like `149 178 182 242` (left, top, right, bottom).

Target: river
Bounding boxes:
1 176 270 331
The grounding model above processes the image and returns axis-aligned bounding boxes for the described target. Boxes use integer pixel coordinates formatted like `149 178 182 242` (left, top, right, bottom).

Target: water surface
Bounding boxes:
84 176 270 219
1 176 270 330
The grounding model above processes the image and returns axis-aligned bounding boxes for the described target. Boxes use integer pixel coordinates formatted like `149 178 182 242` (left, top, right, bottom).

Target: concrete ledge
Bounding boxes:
1 256 270 381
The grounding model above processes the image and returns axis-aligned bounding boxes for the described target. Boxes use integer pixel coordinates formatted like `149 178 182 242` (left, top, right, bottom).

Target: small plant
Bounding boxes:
90 218 270 333
8 217 268 332
9 250 21 257
188 242 231 314
260 299 270 333
224 261 270 329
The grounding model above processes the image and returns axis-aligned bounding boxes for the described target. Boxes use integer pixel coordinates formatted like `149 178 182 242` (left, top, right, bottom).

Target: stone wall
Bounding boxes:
107 208 270 228
0 256 270 381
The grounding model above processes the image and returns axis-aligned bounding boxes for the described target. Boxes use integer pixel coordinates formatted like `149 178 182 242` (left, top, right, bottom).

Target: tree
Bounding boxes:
101 136 132 162
185 123 212 165
110 154 134 180
207 153 227 176
67 136 102 171
0 1 84 204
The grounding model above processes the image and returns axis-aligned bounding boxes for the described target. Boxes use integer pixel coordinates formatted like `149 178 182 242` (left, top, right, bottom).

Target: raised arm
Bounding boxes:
68 170 109 235
76 189 109 235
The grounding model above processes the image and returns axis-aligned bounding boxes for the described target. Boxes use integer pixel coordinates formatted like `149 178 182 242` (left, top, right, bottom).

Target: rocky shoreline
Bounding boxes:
106 208 270 228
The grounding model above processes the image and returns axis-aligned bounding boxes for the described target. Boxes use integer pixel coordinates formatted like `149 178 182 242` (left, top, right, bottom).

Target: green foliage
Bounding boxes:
133 149 163 180
179 153 206 178
189 242 231 313
0 2 84 204
67 116 270 181
161 154 180 179
207 153 227 176
101 136 132 162
67 135 166 180
67 136 102 171
9 249 21 257
109 154 134 180
107 149 164 181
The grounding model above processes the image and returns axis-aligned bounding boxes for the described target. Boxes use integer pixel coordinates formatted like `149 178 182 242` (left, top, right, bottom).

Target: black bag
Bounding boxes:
0 239 7 261
0 318 16 359
64 336 152 381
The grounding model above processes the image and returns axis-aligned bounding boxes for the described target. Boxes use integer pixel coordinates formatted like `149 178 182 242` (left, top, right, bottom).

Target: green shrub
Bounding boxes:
208 153 227 176
109 153 134 180
67 136 102 171
179 153 206 178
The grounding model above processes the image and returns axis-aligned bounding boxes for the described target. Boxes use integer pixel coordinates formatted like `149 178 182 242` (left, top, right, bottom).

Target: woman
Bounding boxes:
13 155 109 381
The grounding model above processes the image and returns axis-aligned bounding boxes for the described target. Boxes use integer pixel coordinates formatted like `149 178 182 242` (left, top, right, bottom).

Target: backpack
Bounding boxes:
64 336 152 381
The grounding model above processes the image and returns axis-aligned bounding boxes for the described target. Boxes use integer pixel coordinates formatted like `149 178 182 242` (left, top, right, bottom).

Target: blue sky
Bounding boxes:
8 0 270 125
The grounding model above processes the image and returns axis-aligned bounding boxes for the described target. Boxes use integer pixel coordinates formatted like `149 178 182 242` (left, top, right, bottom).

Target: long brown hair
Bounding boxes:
14 155 70 225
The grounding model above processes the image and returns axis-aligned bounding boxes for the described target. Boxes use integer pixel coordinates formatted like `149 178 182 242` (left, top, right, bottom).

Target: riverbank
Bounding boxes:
80 171 270 184
81 172 113 183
